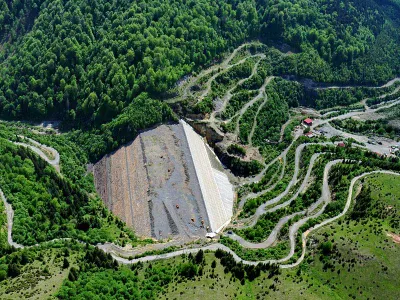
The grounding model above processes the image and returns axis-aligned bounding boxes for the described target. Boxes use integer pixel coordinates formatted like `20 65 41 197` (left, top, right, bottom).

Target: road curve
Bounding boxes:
2 43 400 269
282 170 400 269
5 168 395 269
312 98 400 130
207 55 265 136
14 136 60 172
180 43 254 100
246 143 333 225
1 141 399 270
233 76 273 136
226 159 341 251
197 54 265 104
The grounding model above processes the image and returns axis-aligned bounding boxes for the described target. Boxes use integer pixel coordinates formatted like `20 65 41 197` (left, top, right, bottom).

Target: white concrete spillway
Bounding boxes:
181 120 234 234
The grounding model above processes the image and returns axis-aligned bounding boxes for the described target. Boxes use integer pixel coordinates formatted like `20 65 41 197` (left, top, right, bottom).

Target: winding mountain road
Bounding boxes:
247 143 332 223
1 130 399 270
2 43 400 271
207 55 265 136
312 98 400 130
180 43 253 100
100 56 400 267
283 170 400 269
197 54 264 104
228 158 341 251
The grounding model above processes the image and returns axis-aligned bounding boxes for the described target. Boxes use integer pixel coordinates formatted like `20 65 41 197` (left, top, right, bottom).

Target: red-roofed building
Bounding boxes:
303 118 313 126
305 132 314 138
337 142 345 148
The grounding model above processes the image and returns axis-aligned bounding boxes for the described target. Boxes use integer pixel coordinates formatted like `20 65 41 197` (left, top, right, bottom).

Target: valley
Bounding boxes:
1 0 400 297
0 43 399 300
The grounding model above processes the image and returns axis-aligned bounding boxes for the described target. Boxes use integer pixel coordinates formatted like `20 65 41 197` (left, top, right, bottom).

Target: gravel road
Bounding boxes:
14 136 60 172
2 44 400 270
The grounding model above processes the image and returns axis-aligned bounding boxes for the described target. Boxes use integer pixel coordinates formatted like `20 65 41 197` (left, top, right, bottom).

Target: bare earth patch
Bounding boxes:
386 232 400 244
93 123 211 242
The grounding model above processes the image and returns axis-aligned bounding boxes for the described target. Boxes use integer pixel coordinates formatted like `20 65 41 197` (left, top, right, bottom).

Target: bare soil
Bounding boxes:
387 232 400 244
93 123 210 242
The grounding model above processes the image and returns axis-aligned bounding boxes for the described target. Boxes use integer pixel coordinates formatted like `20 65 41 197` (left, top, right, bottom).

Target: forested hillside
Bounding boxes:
0 0 400 127
1 1 400 298
0 0 257 123
0 124 140 248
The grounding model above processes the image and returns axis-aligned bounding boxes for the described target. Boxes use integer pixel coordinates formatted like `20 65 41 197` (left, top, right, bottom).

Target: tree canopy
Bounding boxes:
0 0 399 126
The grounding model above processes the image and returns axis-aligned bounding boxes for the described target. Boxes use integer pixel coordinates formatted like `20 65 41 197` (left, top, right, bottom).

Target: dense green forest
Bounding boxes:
0 0 400 128
0 123 141 248
0 0 400 298
0 138 137 245
0 0 257 123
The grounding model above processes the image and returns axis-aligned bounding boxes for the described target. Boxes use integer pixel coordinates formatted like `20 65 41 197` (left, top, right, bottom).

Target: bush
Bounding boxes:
227 144 246 157
7 263 20 277
63 258 70 269
0 270 6 281
320 241 333 256
179 263 198 279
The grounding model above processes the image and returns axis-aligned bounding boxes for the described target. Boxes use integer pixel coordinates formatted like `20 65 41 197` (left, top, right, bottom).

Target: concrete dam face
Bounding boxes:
93 120 234 242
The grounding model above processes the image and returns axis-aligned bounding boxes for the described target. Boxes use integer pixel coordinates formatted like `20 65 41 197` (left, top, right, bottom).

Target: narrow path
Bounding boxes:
3 161 396 269
282 170 400 269
266 153 321 214
241 126 303 187
1 138 399 270
237 154 336 235
360 84 400 110
113 164 396 268
314 77 400 90
3 43 400 270
312 98 400 130
227 211 303 249
249 143 331 221
0 137 62 248
216 56 264 119
318 84 400 117
278 119 292 143
238 154 286 210
180 43 253 100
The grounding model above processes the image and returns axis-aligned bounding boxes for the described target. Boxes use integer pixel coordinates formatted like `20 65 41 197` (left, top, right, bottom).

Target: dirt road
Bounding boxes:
14 136 60 172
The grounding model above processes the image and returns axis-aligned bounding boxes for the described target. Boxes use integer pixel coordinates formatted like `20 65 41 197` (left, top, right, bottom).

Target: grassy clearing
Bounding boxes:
39 174 397 299
364 173 400 207
161 173 400 299
159 254 247 299
0 247 82 299
160 252 334 300
300 173 400 299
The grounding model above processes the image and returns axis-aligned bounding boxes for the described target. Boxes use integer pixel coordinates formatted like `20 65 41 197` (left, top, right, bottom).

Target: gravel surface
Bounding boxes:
94 123 213 241
4 44 400 270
